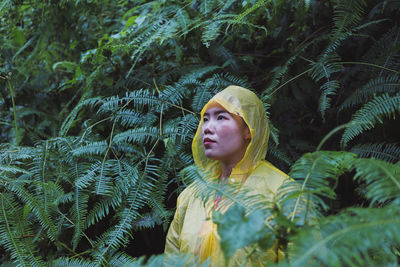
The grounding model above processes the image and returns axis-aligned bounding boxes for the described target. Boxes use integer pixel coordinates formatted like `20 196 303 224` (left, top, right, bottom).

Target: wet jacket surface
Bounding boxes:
165 86 288 266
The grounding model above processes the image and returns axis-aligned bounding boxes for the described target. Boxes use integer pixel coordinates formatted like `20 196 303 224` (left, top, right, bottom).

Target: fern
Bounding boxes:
191 86 214 113
97 158 158 257
5 181 58 242
351 157 400 205
201 21 222 48
340 74 400 111
289 205 400 266
325 0 366 55
233 0 270 25
71 186 89 250
319 80 340 119
350 143 400 163
0 194 45 267
289 151 357 211
52 257 98 267
363 26 400 71
266 144 293 167
309 54 342 81
0 164 30 175
113 127 160 145
132 211 163 231
175 9 190 36
72 140 108 157
341 94 400 147
59 93 93 137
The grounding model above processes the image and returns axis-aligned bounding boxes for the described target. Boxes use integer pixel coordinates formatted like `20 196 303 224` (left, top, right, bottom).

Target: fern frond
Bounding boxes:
309 54 342 83
0 145 36 163
71 187 89 250
96 95 128 115
160 84 188 107
233 0 270 25
52 257 97 267
351 158 400 205
175 114 198 144
0 194 45 267
289 151 357 209
113 127 160 145
59 96 95 136
325 0 366 54
175 9 190 36
212 73 249 89
86 195 120 228
363 26 400 67
72 140 108 157
290 205 400 266
113 109 154 128
126 18 171 76
75 160 102 189
132 211 162 231
127 88 167 109
319 80 340 119
5 181 58 242
85 161 135 227
191 87 214 113
0 164 30 175
276 179 321 227
332 0 366 34
262 39 316 97
266 144 293 167
98 159 157 253
179 66 220 81
108 251 145 266
201 21 222 48
341 94 400 147
340 74 400 111
209 45 239 71
350 143 400 163
94 159 116 196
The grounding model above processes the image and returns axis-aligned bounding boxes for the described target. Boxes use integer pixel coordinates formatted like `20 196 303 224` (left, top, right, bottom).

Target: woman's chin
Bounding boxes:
204 151 220 160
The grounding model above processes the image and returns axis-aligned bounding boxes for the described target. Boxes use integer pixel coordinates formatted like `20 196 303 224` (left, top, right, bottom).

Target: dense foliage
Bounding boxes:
0 0 399 266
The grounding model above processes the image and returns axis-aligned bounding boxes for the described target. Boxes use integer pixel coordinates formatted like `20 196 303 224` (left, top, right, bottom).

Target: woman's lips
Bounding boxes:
203 137 216 146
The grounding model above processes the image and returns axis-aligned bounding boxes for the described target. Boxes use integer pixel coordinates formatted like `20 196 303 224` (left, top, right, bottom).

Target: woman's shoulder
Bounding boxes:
176 183 195 205
175 180 204 209
246 160 289 194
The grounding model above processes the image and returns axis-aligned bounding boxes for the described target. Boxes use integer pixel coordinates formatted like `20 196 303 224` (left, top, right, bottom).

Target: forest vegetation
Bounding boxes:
0 0 399 266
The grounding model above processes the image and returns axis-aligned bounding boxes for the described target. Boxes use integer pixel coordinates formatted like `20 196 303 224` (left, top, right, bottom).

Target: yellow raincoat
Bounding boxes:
165 86 288 266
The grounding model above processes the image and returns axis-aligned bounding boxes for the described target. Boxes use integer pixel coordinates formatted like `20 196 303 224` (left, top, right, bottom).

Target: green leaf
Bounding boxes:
52 61 77 73
125 16 138 28
11 27 25 47
213 204 272 259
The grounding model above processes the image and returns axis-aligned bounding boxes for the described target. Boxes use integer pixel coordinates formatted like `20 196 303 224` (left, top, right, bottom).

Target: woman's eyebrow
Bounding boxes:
204 110 228 116
215 110 228 115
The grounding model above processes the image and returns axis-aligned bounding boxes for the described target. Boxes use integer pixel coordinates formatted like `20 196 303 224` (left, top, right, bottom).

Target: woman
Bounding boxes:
165 85 288 266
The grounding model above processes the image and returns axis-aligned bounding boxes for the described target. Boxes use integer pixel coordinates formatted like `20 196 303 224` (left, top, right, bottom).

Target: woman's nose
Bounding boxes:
202 121 215 135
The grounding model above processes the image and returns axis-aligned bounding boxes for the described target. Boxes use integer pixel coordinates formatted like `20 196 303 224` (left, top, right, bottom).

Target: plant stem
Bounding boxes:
7 80 19 145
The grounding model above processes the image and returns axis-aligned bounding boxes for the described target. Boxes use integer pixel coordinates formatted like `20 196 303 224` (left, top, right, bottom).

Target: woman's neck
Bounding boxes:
219 162 236 181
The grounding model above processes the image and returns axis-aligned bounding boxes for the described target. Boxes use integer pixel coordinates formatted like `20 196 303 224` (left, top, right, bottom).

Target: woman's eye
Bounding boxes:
203 117 209 122
217 116 226 120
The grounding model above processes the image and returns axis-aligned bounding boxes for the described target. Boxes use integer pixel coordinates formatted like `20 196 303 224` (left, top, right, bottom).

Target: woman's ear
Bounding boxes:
244 126 251 141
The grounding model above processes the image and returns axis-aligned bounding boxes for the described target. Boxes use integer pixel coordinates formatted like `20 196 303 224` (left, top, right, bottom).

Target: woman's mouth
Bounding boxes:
203 137 216 146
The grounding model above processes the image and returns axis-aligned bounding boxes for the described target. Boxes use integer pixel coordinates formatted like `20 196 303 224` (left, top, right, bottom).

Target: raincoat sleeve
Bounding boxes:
165 187 191 254
165 197 182 253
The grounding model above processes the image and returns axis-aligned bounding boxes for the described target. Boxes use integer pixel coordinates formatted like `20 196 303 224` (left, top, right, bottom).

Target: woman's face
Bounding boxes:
201 103 251 166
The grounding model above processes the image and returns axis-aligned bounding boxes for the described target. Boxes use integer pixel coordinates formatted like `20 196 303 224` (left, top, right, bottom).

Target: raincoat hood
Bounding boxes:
192 85 270 177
